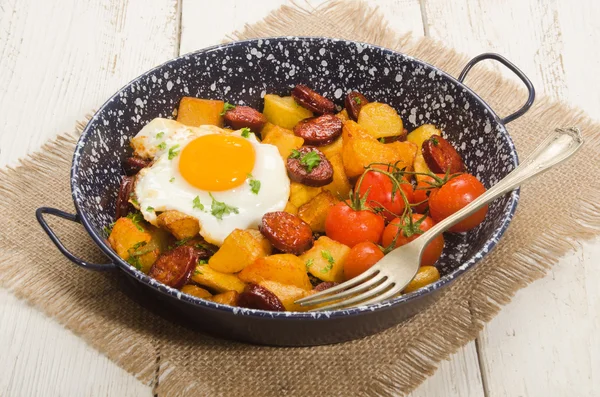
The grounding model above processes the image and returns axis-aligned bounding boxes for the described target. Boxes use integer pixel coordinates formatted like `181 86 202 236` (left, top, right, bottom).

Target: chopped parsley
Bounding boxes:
195 242 216 253
289 149 321 173
353 97 362 105
126 212 145 232
431 137 439 146
156 131 165 139
102 221 116 237
168 144 180 160
240 127 251 138
169 177 175 183
175 237 191 247
305 258 314 270
193 268 202 276
220 102 236 115
146 206 154 212
198 259 208 265
157 142 167 150
129 192 139 207
247 173 261 194
209 193 239 220
321 250 335 274
127 255 142 270
379 137 386 143
193 196 204 211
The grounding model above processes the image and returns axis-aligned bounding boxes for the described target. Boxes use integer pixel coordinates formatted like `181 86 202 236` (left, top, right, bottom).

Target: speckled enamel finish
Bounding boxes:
70 37 520 346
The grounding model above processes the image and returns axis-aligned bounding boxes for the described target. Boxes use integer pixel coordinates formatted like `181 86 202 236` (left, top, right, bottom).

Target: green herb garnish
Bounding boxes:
127 255 142 270
157 142 167 150
379 137 386 143
220 102 236 115
209 193 239 220
193 196 204 211
240 127 251 138
300 151 321 173
198 259 208 265
156 131 165 139
126 212 145 232
146 206 154 212
175 237 191 247
321 250 335 273
247 173 261 194
354 97 361 105
193 268 202 276
168 144 180 160
102 221 116 237
169 177 175 183
289 149 301 159
305 258 314 270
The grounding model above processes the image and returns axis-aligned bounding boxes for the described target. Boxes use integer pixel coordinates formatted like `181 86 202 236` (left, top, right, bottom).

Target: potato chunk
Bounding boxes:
299 236 350 283
406 124 441 151
357 102 404 138
209 290 240 306
239 254 312 290
320 136 343 160
323 153 351 200
342 135 417 178
298 191 338 233
181 285 212 299
263 94 313 129
284 201 298 215
190 265 246 293
258 280 310 312
156 210 200 240
261 124 304 160
176 97 224 127
289 182 323 208
403 266 440 293
208 229 272 273
108 217 170 273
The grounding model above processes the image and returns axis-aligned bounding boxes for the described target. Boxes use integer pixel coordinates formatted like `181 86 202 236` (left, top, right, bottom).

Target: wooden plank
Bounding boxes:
421 0 600 395
477 239 600 397
409 343 484 397
0 289 152 397
0 0 179 167
0 0 179 395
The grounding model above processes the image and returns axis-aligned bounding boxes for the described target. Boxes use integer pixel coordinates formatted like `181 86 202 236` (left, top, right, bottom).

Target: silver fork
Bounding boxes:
296 127 583 311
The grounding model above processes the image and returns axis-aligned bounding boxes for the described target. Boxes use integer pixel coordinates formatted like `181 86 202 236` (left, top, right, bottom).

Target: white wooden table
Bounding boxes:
1 1 598 396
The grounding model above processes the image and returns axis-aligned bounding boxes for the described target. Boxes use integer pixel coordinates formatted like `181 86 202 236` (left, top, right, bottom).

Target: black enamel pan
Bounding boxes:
37 37 534 346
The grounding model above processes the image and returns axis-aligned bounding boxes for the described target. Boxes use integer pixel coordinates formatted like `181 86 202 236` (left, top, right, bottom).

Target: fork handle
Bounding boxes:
417 127 583 247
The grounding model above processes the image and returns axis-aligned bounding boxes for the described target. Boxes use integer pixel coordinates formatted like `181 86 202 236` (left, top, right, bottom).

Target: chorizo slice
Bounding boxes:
291 84 335 114
148 246 198 288
286 147 333 187
293 114 342 146
115 176 135 219
422 135 466 174
259 211 314 255
344 91 369 121
223 106 267 132
238 283 285 311
124 156 151 176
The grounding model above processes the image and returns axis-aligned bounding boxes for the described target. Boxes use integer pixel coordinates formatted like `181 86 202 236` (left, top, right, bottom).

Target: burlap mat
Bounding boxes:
1 1 599 396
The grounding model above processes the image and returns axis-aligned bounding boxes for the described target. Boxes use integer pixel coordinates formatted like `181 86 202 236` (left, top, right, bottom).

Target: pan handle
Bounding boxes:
36 207 116 271
458 53 535 124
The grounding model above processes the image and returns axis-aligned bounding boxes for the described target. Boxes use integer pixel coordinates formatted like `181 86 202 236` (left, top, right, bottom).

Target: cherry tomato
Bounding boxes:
411 174 444 213
344 242 385 280
429 173 487 232
381 214 444 267
325 201 385 247
356 165 413 222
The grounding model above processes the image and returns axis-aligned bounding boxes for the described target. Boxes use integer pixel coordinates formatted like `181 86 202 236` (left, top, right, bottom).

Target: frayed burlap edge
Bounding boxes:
1 1 600 396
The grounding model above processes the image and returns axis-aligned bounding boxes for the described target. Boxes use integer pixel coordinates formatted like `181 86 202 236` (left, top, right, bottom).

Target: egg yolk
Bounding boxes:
178 134 255 191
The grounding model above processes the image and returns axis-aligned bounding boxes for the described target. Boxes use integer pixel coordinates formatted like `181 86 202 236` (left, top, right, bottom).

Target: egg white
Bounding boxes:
132 118 290 245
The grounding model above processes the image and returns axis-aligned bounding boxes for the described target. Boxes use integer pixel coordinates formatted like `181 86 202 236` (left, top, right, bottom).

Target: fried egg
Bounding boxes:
132 118 290 245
